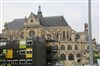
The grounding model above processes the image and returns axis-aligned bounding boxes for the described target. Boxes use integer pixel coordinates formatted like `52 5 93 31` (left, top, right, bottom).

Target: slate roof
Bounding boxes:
40 16 69 27
6 19 25 29
6 16 69 29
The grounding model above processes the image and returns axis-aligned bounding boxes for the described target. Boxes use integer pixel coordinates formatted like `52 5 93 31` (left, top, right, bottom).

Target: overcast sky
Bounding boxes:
1 0 99 1
0 0 99 43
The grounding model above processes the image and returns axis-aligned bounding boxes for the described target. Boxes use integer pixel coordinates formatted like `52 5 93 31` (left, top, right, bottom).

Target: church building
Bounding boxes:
1 6 96 66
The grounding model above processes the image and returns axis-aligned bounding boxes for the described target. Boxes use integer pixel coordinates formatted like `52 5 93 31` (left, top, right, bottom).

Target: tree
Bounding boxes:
86 50 100 64
93 50 100 64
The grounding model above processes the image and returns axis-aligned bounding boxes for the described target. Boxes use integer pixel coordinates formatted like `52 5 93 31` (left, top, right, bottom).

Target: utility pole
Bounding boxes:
88 0 93 66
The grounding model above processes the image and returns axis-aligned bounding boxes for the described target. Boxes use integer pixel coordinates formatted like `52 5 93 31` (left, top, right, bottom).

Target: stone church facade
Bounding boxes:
2 6 96 65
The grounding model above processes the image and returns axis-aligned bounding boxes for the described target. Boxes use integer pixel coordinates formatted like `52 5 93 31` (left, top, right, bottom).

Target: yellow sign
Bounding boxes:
26 48 32 58
6 49 13 59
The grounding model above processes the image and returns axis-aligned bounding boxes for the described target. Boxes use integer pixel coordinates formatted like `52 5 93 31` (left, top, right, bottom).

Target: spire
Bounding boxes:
84 23 88 32
38 5 41 12
37 5 43 17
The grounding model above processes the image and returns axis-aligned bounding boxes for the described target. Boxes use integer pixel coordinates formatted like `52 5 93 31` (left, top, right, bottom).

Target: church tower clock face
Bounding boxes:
29 30 35 37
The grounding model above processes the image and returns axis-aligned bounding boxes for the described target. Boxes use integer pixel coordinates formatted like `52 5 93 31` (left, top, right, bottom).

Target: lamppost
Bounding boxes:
88 0 93 66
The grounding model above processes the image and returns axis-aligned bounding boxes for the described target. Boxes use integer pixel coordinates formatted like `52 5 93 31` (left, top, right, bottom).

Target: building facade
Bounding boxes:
0 37 46 66
1 6 96 66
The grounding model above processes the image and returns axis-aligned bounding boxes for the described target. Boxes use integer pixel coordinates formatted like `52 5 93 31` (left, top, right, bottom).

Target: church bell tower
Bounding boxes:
37 5 43 18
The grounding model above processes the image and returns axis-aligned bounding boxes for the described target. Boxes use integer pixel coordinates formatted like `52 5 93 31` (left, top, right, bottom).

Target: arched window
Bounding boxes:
63 31 65 38
60 54 66 61
57 32 59 39
61 45 65 50
67 34 69 40
68 53 74 60
52 45 58 50
75 45 78 50
75 34 80 41
20 32 24 39
29 30 35 37
67 31 69 40
76 53 81 57
67 45 72 50
87 45 89 49
10 35 13 40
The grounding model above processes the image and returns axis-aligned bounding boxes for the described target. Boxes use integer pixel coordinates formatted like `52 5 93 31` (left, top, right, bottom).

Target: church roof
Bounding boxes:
6 16 69 29
6 19 25 29
40 16 69 27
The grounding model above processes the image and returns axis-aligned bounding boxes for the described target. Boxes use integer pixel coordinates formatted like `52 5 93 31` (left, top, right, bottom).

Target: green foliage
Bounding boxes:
86 50 100 64
93 50 100 64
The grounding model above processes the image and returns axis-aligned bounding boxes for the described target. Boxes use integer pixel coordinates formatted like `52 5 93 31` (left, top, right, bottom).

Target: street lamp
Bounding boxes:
88 0 93 66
